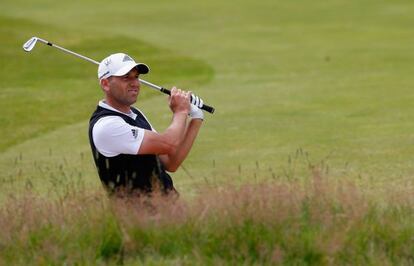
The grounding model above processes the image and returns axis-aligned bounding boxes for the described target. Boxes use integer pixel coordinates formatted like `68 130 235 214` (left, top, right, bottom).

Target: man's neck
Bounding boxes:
104 99 131 114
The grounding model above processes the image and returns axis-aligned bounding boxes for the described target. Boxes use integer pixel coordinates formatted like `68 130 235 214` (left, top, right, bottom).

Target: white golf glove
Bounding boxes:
189 94 204 120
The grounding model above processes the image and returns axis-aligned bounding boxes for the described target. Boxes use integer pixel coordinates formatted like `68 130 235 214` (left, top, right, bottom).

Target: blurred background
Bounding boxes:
1 0 414 195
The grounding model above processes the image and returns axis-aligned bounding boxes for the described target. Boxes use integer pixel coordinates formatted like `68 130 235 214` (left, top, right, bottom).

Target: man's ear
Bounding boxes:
100 78 110 92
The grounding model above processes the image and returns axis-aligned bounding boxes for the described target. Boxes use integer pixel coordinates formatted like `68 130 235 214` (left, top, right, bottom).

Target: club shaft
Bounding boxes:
33 38 215 114
36 38 100 65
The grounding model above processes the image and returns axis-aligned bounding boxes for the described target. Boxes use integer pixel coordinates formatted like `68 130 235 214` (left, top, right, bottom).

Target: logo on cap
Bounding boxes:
123 55 133 62
104 59 111 66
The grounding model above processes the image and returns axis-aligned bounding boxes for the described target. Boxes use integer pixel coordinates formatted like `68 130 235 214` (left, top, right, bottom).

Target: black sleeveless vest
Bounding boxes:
88 105 174 195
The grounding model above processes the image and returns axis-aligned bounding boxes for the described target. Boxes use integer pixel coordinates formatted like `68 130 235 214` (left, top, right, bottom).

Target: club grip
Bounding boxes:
201 104 215 114
160 87 215 114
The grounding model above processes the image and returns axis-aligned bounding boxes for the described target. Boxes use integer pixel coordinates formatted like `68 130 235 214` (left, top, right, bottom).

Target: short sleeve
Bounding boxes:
92 116 145 157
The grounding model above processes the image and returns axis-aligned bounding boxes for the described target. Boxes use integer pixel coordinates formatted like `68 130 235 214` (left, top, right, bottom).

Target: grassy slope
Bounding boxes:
2 0 414 191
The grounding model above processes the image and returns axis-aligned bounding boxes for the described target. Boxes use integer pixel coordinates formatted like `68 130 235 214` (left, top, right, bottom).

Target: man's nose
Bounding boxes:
131 77 139 86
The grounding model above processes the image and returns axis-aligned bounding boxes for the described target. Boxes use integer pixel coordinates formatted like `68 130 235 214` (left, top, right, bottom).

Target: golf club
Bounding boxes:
22 36 215 114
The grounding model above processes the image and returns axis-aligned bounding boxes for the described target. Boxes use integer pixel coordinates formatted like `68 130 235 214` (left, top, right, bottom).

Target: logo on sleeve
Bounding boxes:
131 128 138 139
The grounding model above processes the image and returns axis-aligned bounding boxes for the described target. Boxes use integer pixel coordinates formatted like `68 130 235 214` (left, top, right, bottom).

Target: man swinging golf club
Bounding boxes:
88 53 204 196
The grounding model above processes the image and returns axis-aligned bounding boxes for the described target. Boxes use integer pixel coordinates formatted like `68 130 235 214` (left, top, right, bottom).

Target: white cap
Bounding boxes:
97 53 149 80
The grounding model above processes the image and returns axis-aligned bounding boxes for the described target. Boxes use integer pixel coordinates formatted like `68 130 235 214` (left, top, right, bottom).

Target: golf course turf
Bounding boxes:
0 0 413 264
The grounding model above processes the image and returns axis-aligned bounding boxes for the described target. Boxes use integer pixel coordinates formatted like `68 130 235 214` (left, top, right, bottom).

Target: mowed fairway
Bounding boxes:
0 0 414 264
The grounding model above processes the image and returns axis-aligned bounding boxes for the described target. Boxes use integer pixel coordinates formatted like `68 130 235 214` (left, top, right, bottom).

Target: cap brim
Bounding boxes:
136 63 149 74
113 62 150 76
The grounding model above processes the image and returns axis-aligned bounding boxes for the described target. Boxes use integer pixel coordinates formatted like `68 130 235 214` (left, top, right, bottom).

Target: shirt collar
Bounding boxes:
98 100 137 120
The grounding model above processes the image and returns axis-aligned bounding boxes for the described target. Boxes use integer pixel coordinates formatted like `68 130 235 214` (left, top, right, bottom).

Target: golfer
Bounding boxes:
88 53 204 196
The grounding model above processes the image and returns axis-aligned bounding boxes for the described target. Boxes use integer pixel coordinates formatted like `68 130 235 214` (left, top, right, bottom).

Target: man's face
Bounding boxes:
104 68 140 107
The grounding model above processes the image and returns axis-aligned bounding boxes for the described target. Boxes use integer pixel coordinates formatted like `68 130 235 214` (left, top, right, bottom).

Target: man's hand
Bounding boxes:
189 93 204 120
169 87 190 115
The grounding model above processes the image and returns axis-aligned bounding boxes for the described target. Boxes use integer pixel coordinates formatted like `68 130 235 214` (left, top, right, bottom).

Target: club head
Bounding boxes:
23 37 38 52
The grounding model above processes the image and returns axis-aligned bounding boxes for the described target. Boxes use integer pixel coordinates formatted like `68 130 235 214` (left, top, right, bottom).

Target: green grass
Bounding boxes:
1 0 414 264
0 173 413 265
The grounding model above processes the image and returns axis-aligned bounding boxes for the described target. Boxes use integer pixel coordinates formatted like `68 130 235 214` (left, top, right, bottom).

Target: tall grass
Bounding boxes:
0 169 413 265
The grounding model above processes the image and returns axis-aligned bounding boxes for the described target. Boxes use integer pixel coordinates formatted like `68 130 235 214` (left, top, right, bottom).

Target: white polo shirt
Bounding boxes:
92 101 155 157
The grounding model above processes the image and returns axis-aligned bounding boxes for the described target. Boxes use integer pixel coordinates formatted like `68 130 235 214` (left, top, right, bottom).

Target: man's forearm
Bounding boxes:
161 119 202 172
161 112 188 148
137 112 190 155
